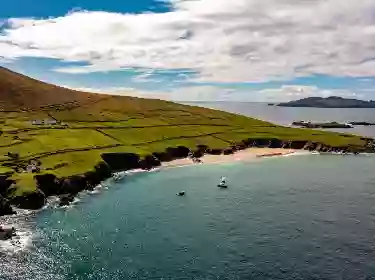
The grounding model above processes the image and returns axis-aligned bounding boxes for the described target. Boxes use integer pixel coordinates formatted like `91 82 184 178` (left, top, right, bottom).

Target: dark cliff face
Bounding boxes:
206 149 222 155
245 138 274 148
35 174 61 196
61 176 87 195
33 162 113 208
268 139 284 148
35 162 113 197
101 153 140 171
84 162 112 189
0 195 16 215
152 146 191 162
139 155 161 170
0 175 14 197
10 189 46 210
1 136 372 216
166 146 191 159
288 141 309 149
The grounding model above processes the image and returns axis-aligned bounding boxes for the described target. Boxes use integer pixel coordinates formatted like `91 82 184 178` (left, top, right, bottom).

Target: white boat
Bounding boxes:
218 176 228 188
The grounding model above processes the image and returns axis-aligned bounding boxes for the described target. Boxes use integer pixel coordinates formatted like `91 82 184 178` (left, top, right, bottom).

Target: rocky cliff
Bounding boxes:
1 137 374 216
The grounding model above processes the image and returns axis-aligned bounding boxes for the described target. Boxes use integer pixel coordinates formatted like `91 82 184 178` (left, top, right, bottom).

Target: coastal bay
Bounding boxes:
0 67 372 216
1 153 375 280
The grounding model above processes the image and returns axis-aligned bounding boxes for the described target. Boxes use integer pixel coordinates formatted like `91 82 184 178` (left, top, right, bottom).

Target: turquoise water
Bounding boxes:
1 154 375 280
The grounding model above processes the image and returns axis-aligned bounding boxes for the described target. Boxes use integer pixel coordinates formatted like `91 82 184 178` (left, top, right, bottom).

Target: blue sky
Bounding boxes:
1 0 375 101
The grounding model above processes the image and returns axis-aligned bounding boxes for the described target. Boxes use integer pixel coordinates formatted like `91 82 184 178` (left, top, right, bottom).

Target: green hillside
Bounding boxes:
0 67 370 205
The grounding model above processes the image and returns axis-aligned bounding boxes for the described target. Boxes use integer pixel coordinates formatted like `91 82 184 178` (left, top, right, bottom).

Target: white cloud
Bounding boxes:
62 84 227 100
2 0 375 83
64 83 365 102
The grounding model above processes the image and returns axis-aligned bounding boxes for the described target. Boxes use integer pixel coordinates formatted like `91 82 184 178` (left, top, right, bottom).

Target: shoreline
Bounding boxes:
162 148 298 168
1 140 374 219
0 148 373 251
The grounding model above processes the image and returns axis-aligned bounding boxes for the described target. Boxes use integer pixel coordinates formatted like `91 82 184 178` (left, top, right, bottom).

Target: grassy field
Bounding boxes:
0 96 367 197
0 67 369 198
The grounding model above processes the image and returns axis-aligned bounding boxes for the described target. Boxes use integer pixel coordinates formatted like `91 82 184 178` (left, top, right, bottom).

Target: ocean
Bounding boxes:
1 104 375 280
185 102 375 138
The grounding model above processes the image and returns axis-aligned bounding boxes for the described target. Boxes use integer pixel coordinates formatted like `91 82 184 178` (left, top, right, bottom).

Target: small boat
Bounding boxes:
0 226 16 241
177 191 186 196
218 176 228 188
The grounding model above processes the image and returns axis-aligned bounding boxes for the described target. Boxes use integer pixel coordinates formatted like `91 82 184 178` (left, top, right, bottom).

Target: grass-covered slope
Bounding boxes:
0 67 370 204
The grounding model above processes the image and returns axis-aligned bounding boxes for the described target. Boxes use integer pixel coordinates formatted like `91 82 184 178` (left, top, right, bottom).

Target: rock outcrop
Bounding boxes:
152 146 191 162
101 153 140 171
0 175 14 197
10 189 46 210
206 149 222 155
0 195 16 215
139 155 161 170
1 135 373 216
59 194 76 207
33 162 113 207
268 139 284 148
84 162 112 188
166 146 191 159
35 173 61 196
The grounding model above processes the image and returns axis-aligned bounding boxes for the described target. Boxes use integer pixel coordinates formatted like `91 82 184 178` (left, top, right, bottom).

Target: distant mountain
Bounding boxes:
277 96 375 108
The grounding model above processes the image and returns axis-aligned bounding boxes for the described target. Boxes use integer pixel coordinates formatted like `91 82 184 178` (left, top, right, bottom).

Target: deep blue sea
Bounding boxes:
1 103 375 280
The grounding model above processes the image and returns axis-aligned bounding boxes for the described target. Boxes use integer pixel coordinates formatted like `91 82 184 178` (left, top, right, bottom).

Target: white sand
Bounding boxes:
162 148 297 168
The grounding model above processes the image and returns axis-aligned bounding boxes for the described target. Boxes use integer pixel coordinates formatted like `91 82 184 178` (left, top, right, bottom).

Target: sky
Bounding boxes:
1 0 375 102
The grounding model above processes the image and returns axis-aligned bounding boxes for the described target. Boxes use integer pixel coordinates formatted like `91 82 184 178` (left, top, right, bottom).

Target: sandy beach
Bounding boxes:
162 148 297 168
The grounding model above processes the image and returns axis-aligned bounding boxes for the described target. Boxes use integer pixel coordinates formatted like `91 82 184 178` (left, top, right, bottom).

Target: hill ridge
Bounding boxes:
0 66 100 111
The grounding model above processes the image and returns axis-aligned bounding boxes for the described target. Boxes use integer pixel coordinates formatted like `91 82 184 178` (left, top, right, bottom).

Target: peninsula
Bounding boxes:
0 67 374 216
277 96 375 108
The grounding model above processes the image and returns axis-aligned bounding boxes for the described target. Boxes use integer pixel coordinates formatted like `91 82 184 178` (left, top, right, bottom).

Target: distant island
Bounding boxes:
277 96 375 108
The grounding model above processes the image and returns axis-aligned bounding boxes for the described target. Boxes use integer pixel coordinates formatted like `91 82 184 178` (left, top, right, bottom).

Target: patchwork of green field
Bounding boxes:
0 129 120 161
215 127 365 147
0 97 368 197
